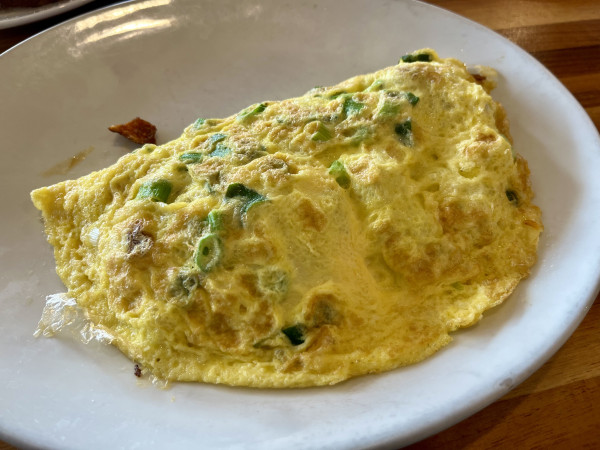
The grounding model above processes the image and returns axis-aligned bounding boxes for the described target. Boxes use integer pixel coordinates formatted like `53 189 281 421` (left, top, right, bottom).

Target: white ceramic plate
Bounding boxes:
1 0 599 448
0 0 94 29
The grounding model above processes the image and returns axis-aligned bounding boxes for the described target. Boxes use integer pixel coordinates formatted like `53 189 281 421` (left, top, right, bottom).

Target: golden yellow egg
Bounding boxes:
31 49 542 387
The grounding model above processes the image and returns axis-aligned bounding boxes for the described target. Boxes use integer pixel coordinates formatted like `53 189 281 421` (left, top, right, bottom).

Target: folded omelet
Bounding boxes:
31 49 542 387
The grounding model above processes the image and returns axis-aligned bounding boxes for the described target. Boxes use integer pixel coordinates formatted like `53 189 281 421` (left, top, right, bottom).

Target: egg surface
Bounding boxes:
31 50 542 387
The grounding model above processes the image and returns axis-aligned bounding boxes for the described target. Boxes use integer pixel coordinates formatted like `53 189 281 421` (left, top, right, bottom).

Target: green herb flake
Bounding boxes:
342 96 365 117
328 160 351 189
394 119 413 147
400 53 432 63
194 234 223 272
207 210 223 232
209 142 231 158
179 152 204 164
209 133 227 144
282 324 306 346
405 92 419 106
328 91 346 99
136 179 172 203
192 118 205 129
506 189 519 205
237 103 267 122
365 79 384 92
311 122 333 142
349 126 370 146
225 183 266 215
379 101 401 117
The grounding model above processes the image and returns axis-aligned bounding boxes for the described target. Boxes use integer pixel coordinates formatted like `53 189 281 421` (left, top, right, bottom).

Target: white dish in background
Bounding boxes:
0 0 94 29
1 0 599 448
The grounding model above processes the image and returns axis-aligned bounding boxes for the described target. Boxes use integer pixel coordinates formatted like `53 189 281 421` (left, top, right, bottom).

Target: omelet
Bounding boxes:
31 49 542 387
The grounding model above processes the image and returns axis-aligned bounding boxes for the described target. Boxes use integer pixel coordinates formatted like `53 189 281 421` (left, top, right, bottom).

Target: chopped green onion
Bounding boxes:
342 96 365 116
328 160 351 189
311 122 333 141
136 179 172 203
329 91 346 99
237 103 267 122
209 133 227 144
365 79 384 92
225 183 266 215
405 92 420 106
209 143 231 157
451 282 464 290
379 101 401 116
192 118 205 129
194 234 223 272
173 271 201 297
179 152 203 164
349 126 370 145
400 53 432 63
282 324 306 346
506 189 519 205
395 119 413 146
207 210 223 232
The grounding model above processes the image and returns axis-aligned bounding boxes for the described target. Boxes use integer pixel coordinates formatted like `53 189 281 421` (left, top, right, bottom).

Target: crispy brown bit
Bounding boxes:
126 219 153 257
471 73 486 84
134 364 142 377
109 117 157 145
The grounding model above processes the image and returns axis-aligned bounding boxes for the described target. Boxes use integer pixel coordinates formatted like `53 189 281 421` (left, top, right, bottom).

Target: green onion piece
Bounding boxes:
237 103 267 122
209 142 231 157
451 282 464 290
179 152 203 164
506 190 519 205
343 96 365 116
136 179 172 203
225 183 266 215
282 324 306 346
400 53 432 63
349 126 370 145
405 92 420 106
209 133 227 144
194 234 223 272
207 210 223 232
328 160 351 189
379 101 401 116
192 118 205 129
365 79 384 92
329 91 346 99
395 119 413 146
311 122 333 141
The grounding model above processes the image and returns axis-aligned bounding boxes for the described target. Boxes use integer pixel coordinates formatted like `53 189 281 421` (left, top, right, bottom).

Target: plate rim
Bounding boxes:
1 0 600 448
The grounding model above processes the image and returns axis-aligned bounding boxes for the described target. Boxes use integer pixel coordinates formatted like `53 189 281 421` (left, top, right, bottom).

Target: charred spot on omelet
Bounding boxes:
31 49 542 387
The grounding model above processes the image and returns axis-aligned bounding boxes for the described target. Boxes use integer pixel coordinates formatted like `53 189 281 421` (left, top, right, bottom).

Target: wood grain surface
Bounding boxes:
1 0 599 448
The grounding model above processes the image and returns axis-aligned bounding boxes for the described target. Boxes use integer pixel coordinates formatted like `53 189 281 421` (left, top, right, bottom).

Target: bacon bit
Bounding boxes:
134 364 142 378
109 117 157 145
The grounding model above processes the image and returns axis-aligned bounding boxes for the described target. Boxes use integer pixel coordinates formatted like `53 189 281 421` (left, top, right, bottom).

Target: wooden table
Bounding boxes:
1 0 598 448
